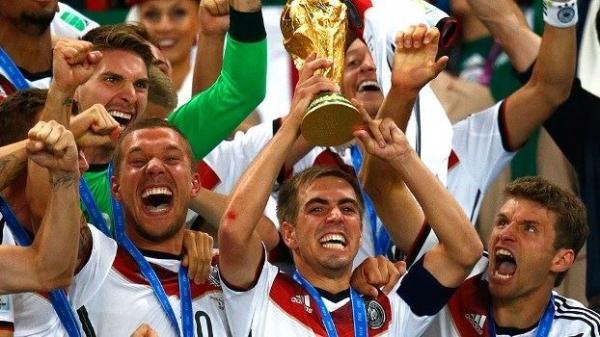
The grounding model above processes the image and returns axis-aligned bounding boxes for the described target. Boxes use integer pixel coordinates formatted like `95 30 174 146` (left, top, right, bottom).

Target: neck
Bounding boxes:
170 57 190 91
294 259 352 295
491 285 553 329
0 23 52 73
83 146 115 166
460 14 490 42
126 225 184 256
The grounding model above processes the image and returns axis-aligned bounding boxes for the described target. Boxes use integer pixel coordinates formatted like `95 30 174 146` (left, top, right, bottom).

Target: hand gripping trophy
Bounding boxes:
281 0 362 146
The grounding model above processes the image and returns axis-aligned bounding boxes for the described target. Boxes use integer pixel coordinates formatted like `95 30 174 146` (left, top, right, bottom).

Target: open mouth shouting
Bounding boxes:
141 186 173 214
357 80 381 93
109 110 135 128
319 233 347 251
493 248 517 281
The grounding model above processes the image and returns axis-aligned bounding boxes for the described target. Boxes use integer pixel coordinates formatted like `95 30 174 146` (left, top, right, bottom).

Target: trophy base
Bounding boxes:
301 92 362 146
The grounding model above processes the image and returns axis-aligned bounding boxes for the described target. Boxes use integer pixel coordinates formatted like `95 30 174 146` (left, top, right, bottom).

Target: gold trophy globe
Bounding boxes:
281 0 362 146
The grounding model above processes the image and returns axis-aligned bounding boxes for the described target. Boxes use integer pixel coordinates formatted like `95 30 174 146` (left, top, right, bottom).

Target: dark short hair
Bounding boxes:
0 89 47 146
112 118 194 177
82 24 154 68
504 176 588 286
276 166 364 225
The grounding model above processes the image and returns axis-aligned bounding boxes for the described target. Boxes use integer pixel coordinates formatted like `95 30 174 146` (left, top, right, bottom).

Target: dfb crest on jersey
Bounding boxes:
366 300 386 329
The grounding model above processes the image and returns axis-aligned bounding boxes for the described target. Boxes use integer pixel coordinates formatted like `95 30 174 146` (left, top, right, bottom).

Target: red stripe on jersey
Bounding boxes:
196 160 221 190
112 247 221 298
448 150 460 170
269 273 392 336
447 274 491 337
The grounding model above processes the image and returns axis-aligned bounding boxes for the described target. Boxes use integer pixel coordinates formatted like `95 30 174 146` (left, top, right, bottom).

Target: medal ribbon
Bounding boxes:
109 164 193 337
292 270 367 337
488 295 555 337
0 47 30 90
0 196 82 337
79 177 112 237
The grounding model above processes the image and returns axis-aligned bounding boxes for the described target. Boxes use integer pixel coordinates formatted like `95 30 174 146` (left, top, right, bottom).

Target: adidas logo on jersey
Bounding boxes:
465 313 486 335
291 295 313 314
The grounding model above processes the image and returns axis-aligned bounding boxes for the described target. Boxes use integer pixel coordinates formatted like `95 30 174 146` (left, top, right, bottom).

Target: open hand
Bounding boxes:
391 25 448 95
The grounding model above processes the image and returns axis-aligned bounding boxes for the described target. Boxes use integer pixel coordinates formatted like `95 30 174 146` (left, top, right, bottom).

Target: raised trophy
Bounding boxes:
281 0 362 146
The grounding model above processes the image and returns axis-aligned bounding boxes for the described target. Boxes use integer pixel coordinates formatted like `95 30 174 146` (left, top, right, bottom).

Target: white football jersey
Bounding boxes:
78 231 230 337
0 215 14 330
221 254 455 337
411 101 515 264
423 255 600 337
51 2 99 39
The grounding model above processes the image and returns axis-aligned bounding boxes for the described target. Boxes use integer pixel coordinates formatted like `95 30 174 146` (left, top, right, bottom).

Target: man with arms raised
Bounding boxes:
217 32 483 337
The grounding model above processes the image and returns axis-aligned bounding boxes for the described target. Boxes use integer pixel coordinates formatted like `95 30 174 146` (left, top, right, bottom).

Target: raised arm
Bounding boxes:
466 0 541 72
502 0 577 150
192 0 229 94
0 121 81 294
189 187 280 250
167 0 267 160
362 26 448 252
26 39 101 225
356 115 483 288
0 140 27 192
218 56 337 288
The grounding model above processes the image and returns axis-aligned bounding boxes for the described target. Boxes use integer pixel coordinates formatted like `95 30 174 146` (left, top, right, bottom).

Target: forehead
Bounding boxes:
140 0 197 11
92 50 148 80
299 176 358 204
498 198 557 227
121 127 187 154
345 39 368 58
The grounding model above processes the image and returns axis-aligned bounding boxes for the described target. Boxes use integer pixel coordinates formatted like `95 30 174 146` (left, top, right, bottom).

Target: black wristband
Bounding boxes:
229 7 266 43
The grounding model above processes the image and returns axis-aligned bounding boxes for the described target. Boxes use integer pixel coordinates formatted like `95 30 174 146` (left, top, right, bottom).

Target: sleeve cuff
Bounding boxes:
229 7 266 43
396 257 457 316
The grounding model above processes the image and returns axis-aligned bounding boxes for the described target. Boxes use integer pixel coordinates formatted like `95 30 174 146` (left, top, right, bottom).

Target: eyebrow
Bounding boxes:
101 71 123 80
305 197 359 207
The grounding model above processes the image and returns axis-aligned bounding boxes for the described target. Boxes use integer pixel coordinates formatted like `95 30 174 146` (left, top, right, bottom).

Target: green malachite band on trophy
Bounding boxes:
302 92 362 146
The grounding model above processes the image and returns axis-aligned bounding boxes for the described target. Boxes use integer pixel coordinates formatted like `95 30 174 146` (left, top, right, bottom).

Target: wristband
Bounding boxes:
543 0 578 28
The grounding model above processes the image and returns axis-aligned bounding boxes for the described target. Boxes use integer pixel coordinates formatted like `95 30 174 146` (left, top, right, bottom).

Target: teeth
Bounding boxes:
494 270 513 280
158 39 176 48
146 204 169 213
320 234 346 244
142 187 173 198
358 80 380 92
322 243 345 251
496 248 513 258
110 111 132 120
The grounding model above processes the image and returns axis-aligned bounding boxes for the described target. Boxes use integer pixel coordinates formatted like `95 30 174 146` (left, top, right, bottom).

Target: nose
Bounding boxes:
498 222 517 242
146 157 166 176
360 53 376 73
116 82 137 105
325 207 343 223
154 15 175 33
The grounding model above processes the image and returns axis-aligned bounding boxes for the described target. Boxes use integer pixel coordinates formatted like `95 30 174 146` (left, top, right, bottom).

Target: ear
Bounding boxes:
549 248 575 274
190 172 201 197
111 175 122 201
280 221 298 249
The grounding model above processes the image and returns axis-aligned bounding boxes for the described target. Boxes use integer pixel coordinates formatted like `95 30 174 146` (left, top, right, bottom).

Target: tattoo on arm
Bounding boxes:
51 174 76 189
75 225 93 273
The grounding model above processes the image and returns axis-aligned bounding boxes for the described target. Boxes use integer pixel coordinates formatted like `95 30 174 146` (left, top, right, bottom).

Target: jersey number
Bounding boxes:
195 311 213 337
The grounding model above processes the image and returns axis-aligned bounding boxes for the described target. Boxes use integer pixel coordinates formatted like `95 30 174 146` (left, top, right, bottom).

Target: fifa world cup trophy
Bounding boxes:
281 0 362 146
